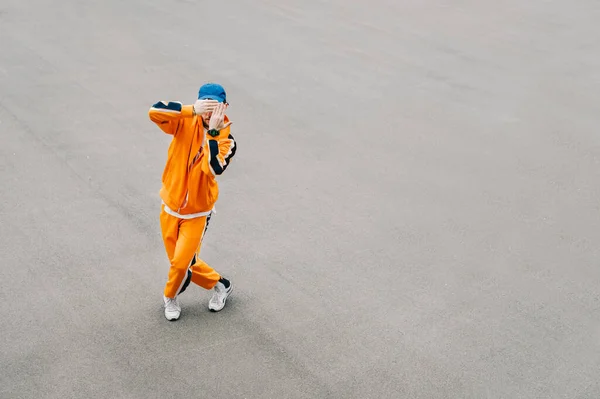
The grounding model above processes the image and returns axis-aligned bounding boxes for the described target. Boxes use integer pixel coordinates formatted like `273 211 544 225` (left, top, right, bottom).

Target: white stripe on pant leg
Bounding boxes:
174 263 192 296
174 215 209 296
174 269 188 297
200 212 212 242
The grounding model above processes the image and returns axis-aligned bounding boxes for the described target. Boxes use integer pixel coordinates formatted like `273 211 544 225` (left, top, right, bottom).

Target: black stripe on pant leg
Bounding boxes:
178 254 194 295
179 215 210 295
204 213 211 235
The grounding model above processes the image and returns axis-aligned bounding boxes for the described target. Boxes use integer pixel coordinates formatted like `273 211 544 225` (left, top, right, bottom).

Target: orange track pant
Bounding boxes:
160 205 221 298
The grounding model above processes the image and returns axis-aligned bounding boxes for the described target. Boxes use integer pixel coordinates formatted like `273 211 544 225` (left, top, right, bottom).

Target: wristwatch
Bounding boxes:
207 129 220 137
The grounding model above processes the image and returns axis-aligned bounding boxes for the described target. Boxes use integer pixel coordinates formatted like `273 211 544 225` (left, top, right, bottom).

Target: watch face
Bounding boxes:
208 129 219 137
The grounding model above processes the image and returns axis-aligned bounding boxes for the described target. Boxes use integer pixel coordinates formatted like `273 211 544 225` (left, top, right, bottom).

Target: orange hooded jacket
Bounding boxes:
149 101 237 217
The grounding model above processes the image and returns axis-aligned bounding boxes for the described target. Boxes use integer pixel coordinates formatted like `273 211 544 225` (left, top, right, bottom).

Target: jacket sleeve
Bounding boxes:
148 101 194 135
205 128 237 176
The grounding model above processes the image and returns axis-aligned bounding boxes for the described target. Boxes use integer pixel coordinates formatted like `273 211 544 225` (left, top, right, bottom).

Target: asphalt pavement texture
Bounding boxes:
1 1 600 398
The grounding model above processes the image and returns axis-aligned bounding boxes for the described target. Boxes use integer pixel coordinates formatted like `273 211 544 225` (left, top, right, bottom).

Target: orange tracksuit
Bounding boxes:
149 101 237 298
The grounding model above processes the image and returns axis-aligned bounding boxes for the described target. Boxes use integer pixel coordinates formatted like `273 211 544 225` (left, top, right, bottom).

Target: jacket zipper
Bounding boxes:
178 124 204 213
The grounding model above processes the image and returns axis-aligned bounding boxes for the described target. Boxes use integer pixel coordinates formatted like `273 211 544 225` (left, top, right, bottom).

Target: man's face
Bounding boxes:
199 99 215 125
199 99 227 128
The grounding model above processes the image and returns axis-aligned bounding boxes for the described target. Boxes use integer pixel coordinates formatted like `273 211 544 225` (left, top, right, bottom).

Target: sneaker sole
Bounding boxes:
165 313 180 321
209 284 233 312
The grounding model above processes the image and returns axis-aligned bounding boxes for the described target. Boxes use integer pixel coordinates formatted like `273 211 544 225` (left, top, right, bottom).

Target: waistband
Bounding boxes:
161 201 214 219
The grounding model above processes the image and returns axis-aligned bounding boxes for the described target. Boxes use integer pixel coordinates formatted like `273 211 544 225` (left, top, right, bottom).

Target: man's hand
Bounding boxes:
208 103 232 130
193 99 219 116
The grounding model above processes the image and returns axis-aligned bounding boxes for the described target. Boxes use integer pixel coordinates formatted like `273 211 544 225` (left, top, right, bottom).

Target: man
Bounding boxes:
148 82 236 321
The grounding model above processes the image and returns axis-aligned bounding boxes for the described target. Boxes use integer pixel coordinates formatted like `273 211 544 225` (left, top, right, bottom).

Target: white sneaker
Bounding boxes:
208 280 233 312
163 296 181 321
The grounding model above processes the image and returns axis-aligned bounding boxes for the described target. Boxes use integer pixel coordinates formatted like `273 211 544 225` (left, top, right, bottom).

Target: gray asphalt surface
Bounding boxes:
1 1 600 398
